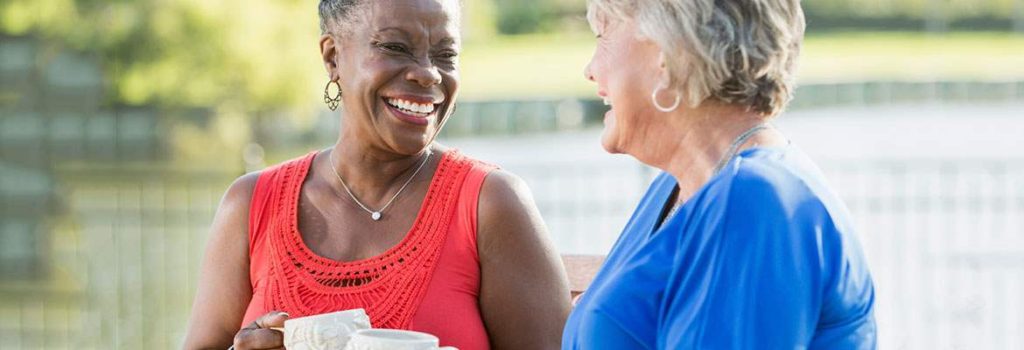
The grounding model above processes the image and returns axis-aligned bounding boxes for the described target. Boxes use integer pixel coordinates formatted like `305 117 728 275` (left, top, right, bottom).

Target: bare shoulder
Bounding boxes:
216 171 263 222
478 169 534 215
206 170 264 253
476 169 547 254
182 170 264 349
208 171 263 243
474 169 570 350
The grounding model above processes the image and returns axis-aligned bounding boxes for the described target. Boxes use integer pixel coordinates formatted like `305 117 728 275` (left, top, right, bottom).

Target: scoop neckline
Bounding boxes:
286 149 452 267
651 143 793 235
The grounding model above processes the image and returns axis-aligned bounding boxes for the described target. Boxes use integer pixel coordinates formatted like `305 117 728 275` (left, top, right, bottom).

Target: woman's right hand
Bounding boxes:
231 311 289 350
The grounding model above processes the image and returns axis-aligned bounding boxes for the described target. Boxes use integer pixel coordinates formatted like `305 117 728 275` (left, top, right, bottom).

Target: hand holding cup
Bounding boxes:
231 311 289 350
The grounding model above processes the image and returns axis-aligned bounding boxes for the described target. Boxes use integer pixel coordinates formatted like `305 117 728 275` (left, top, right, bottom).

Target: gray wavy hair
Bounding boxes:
588 0 805 116
319 0 368 35
319 0 462 36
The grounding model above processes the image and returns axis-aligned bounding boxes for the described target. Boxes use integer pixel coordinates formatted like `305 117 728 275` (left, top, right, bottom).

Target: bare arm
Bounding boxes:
477 170 572 350
183 172 260 349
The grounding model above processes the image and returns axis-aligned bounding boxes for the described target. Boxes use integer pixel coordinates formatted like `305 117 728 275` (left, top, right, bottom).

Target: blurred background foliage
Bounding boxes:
3 0 1023 114
1 0 323 112
493 0 1024 33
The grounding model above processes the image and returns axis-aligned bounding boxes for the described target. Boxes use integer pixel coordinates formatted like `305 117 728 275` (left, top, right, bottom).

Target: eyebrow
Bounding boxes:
376 27 457 47
376 27 411 39
434 37 457 47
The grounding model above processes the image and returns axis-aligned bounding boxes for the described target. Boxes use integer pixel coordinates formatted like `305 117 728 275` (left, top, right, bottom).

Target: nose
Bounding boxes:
583 59 595 82
407 63 442 88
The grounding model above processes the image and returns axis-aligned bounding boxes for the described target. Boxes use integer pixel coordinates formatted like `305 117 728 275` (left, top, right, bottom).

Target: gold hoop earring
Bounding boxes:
324 80 342 111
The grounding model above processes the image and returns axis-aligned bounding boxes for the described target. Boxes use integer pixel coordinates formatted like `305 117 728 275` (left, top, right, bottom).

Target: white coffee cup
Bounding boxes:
280 309 372 350
343 329 458 350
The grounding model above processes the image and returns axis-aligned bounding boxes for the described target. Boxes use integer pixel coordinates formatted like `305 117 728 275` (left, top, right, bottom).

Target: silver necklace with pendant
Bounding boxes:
328 148 432 221
663 123 772 221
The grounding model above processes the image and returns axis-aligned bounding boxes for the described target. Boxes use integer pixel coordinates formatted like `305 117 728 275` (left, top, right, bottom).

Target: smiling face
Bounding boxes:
321 0 460 155
584 14 668 156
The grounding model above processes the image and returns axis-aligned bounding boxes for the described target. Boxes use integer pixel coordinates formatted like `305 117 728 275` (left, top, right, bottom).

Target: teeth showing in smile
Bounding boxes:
386 98 436 116
602 97 611 106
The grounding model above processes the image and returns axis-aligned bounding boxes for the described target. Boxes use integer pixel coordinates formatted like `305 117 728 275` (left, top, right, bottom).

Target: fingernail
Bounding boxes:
280 312 290 317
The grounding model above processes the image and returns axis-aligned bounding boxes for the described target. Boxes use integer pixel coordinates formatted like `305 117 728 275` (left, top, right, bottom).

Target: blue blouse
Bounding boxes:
562 146 876 349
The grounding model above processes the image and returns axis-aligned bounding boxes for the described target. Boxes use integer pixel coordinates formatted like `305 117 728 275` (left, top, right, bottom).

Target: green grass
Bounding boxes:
458 31 1024 100
799 32 1024 83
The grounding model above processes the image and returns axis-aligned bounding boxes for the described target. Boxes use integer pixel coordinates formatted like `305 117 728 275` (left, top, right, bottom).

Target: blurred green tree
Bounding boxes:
803 0 1019 31
3 0 1019 114
1 0 324 114
487 0 1020 34
492 0 586 35
493 0 555 34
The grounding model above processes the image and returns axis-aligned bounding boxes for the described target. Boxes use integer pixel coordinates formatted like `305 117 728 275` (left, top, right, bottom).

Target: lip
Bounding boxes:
385 94 445 105
383 98 436 126
596 89 612 107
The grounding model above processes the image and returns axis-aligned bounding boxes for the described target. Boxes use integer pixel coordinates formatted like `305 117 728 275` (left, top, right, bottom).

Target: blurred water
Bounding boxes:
448 102 1024 350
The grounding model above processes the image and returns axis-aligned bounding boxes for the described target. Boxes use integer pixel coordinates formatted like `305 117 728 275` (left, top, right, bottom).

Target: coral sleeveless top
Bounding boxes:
242 150 494 350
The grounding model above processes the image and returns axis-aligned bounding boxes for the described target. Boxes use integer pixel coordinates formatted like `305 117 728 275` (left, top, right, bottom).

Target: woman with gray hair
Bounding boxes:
563 0 876 349
183 1 570 349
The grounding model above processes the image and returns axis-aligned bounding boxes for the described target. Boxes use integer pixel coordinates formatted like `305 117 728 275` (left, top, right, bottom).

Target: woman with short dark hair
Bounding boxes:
183 1 571 349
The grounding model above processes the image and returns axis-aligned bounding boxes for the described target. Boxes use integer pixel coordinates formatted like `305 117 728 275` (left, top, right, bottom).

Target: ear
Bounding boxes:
320 34 340 81
655 51 673 89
